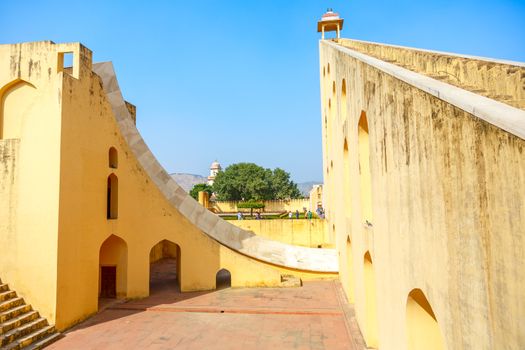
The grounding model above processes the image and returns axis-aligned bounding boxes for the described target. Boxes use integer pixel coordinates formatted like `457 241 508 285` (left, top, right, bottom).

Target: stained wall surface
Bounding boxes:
320 39 525 349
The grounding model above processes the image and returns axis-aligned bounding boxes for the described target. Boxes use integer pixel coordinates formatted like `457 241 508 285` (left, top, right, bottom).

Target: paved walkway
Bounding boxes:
49 261 363 350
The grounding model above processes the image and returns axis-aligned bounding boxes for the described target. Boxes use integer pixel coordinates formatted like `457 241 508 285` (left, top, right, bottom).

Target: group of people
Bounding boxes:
236 212 262 220
235 206 325 221
287 206 325 220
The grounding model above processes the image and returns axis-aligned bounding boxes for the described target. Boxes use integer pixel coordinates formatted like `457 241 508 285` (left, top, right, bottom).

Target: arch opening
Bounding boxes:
107 174 118 219
0 80 37 139
216 269 232 290
109 147 118 168
345 236 354 303
149 240 181 294
98 235 128 307
358 111 373 224
343 138 351 218
364 251 379 348
406 289 446 350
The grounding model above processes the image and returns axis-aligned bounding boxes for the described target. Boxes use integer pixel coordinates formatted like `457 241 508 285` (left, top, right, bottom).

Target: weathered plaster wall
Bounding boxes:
0 139 19 285
0 41 70 324
320 40 525 349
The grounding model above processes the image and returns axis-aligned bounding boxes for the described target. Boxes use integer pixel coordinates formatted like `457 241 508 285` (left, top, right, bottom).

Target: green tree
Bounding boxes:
189 183 213 200
271 168 302 200
212 163 302 201
237 200 265 217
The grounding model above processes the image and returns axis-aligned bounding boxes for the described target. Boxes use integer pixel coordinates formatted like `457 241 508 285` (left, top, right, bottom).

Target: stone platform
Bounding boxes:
48 280 364 350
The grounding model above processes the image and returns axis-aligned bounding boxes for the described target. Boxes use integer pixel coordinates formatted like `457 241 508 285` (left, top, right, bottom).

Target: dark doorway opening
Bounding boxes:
149 240 181 295
100 266 116 298
216 269 231 290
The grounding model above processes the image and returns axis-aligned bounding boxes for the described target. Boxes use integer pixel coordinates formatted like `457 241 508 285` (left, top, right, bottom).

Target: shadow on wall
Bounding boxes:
364 251 378 349
0 79 37 139
406 288 446 350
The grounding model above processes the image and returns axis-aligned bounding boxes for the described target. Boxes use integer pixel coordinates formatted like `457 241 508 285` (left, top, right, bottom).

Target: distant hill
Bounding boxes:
170 173 207 192
296 181 322 197
170 173 321 197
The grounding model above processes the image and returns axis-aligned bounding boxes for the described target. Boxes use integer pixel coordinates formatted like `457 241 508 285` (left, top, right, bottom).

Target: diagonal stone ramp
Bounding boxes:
92 62 338 273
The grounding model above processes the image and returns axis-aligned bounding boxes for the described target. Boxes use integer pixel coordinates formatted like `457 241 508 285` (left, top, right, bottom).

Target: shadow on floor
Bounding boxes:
69 258 224 332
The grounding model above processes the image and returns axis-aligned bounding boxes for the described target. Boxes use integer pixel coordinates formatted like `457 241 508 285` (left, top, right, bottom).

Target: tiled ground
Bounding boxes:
48 260 363 350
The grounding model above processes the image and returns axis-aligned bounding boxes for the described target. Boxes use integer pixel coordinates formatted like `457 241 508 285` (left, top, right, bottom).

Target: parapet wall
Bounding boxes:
338 38 525 109
230 219 331 248
212 198 311 213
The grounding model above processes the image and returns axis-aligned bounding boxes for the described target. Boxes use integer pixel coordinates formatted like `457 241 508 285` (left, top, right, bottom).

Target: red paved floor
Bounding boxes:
49 260 362 350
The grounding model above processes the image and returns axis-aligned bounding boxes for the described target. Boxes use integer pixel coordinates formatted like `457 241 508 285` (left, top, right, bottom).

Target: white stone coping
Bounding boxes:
92 62 338 273
323 40 525 140
341 38 525 68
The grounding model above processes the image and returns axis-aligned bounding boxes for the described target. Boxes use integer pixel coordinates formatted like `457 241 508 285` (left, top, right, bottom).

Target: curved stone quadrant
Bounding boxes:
92 62 338 273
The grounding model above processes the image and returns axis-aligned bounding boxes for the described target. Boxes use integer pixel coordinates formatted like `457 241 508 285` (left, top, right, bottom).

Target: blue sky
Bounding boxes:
1 1 524 182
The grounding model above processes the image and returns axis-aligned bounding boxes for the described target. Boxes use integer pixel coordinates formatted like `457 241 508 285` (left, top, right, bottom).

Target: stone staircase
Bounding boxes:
0 279 61 350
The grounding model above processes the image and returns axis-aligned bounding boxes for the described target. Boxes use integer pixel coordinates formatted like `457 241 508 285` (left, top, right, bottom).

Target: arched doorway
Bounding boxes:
364 251 379 348
99 235 128 303
345 236 354 302
406 289 446 350
358 111 373 224
343 138 351 218
0 79 37 139
216 269 231 290
149 240 181 294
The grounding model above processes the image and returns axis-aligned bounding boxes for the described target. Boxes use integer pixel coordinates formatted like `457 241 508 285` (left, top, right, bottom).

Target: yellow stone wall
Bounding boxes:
320 39 525 349
212 198 311 213
230 219 331 248
0 42 68 326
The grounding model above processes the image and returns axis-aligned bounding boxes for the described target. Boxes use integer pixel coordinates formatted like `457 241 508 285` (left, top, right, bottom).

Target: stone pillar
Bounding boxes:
198 191 210 209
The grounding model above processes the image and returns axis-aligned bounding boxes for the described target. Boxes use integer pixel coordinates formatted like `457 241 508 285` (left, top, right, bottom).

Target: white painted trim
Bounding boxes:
342 38 525 68
323 40 525 140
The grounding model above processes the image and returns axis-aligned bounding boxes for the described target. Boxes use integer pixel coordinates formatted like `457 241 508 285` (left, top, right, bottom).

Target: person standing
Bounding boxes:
288 211 293 219
295 210 300 219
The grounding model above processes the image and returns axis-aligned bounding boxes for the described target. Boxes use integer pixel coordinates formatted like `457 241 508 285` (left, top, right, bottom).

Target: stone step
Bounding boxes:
0 305 32 323
0 284 9 293
0 291 16 303
24 331 62 350
1 317 48 346
0 311 39 335
280 275 302 287
0 298 24 313
3 325 55 350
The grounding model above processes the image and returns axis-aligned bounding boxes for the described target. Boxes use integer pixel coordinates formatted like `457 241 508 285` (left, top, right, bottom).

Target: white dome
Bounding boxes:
210 160 221 170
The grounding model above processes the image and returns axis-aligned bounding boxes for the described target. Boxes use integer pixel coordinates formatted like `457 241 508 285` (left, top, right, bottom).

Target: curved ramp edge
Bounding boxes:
92 61 338 273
